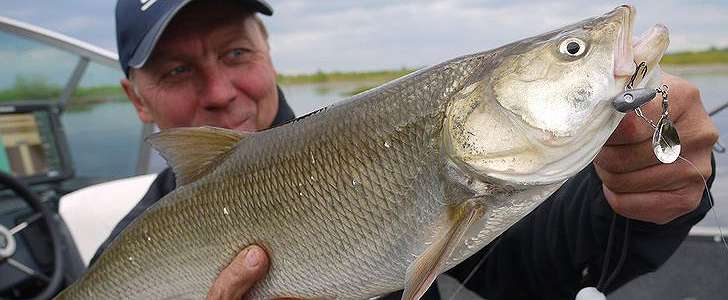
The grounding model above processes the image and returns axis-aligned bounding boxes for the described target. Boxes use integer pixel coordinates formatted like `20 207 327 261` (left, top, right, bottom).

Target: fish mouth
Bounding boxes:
612 5 670 84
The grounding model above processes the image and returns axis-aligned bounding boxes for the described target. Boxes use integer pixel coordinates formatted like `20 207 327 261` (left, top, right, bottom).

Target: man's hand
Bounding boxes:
207 245 269 300
595 74 719 224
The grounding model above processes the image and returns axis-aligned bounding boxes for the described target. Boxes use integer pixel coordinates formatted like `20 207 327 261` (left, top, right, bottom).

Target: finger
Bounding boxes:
604 104 658 146
603 183 705 224
671 100 719 151
207 245 269 300
596 112 716 174
598 82 716 174
595 151 711 194
659 74 704 124
595 138 659 174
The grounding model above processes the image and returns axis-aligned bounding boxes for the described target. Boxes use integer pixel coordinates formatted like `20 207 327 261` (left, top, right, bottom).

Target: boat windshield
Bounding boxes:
0 17 158 184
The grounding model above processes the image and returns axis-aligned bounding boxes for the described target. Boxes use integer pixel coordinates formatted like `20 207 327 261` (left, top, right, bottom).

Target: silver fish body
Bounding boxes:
56 5 669 300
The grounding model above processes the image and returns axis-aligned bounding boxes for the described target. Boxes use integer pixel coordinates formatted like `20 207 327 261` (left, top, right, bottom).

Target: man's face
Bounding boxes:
122 2 278 132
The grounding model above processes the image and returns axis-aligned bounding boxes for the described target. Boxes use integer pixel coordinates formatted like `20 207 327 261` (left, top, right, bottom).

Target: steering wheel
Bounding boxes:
0 171 64 300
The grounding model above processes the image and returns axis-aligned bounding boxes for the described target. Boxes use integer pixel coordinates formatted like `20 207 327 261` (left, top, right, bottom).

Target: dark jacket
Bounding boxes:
91 88 714 299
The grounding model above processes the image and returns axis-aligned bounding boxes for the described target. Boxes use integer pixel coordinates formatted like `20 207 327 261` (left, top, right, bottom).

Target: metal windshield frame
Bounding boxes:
0 16 154 175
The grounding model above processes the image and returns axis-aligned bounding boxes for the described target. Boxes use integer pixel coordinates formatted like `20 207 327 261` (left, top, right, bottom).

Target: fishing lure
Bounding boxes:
612 62 681 163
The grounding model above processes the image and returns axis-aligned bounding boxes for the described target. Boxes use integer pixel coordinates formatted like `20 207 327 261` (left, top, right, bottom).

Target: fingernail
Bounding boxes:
245 247 261 267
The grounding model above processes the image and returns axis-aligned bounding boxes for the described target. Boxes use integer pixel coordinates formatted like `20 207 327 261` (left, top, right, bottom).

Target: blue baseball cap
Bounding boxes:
115 0 273 77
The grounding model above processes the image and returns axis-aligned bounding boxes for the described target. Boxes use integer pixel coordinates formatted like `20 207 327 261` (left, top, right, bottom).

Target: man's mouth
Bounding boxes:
230 114 257 133
199 112 256 133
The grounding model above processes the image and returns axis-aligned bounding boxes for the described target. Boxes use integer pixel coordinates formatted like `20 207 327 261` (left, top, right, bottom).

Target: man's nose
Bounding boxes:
200 69 236 109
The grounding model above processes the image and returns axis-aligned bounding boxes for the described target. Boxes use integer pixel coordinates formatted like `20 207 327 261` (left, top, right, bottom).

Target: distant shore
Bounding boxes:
277 49 728 85
277 63 728 97
277 64 728 86
663 64 728 76
277 69 416 85
661 48 728 65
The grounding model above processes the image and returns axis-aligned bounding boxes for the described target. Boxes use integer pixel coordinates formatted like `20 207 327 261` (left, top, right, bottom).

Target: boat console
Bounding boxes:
0 101 84 299
0 101 74 185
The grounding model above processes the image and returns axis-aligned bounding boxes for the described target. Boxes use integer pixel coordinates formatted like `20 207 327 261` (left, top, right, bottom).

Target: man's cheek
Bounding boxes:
157 102 198 128
235 65 276 100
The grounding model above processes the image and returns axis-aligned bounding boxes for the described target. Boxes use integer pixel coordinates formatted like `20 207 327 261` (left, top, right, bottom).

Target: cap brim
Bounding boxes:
127 0 273 69
250 0 274 16
127 0 192 69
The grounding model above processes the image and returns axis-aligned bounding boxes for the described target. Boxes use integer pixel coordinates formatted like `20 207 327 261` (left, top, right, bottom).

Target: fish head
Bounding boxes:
445 5 669 185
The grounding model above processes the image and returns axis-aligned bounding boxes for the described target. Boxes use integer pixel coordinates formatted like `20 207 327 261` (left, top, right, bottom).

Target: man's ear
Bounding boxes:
121 78 154 123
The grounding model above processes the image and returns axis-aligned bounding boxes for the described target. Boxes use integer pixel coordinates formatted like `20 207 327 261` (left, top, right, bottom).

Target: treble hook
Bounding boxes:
613 61 654 113
626 61 648 90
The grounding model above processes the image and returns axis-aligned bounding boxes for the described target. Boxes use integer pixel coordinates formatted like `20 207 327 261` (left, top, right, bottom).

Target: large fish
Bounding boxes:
57 5 669 300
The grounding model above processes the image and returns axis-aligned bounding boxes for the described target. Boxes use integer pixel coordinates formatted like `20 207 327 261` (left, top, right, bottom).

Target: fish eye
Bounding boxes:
559 38 587 57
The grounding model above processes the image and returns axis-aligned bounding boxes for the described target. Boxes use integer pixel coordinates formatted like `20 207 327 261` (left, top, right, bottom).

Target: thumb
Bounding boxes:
207 245 270 300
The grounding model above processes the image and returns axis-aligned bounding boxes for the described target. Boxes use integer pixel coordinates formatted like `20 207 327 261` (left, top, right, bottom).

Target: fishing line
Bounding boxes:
587 154 721 298
677 155 728 252
597 214 617 291
639 113 728 251
632 76 727 251
596 214 617 291
446 236 503 300
582 74 727 299
642 96 728 251
451 81 725 299
599 215 630 292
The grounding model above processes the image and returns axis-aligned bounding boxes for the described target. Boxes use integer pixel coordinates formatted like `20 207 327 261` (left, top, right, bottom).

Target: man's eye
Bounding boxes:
224 48 250 61
167 65 191 77
229 49 243 57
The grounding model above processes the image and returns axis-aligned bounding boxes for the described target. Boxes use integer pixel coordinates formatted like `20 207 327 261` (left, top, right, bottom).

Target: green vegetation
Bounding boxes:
74 85 124 98
0 75 124 106
346 85 378 96
0 75 63 102
277 68 417 85
275 48 728 86
661 47 728 65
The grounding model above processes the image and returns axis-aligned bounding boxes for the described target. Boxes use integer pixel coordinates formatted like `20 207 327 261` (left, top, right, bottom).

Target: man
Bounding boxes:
92 0 718 299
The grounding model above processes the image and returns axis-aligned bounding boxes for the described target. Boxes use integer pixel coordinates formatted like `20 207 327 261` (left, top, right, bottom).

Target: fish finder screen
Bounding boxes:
0 111 63 179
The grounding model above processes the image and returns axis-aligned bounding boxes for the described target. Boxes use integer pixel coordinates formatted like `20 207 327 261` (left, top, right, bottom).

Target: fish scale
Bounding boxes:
239 112 436 298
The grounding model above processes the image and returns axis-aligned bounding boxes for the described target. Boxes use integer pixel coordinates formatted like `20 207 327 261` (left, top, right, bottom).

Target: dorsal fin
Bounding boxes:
146 126 248 186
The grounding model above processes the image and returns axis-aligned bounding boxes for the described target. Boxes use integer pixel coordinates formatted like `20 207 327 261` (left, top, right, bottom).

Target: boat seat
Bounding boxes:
58 174 157 266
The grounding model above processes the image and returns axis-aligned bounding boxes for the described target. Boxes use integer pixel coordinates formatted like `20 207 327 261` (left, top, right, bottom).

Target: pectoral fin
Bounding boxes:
402 200 486 300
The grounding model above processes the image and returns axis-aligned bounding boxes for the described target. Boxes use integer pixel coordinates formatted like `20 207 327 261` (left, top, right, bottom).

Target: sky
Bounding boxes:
2 0 728 75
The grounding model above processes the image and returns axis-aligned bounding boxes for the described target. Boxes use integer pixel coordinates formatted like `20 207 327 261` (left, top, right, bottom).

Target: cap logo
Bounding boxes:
140 0 159 11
